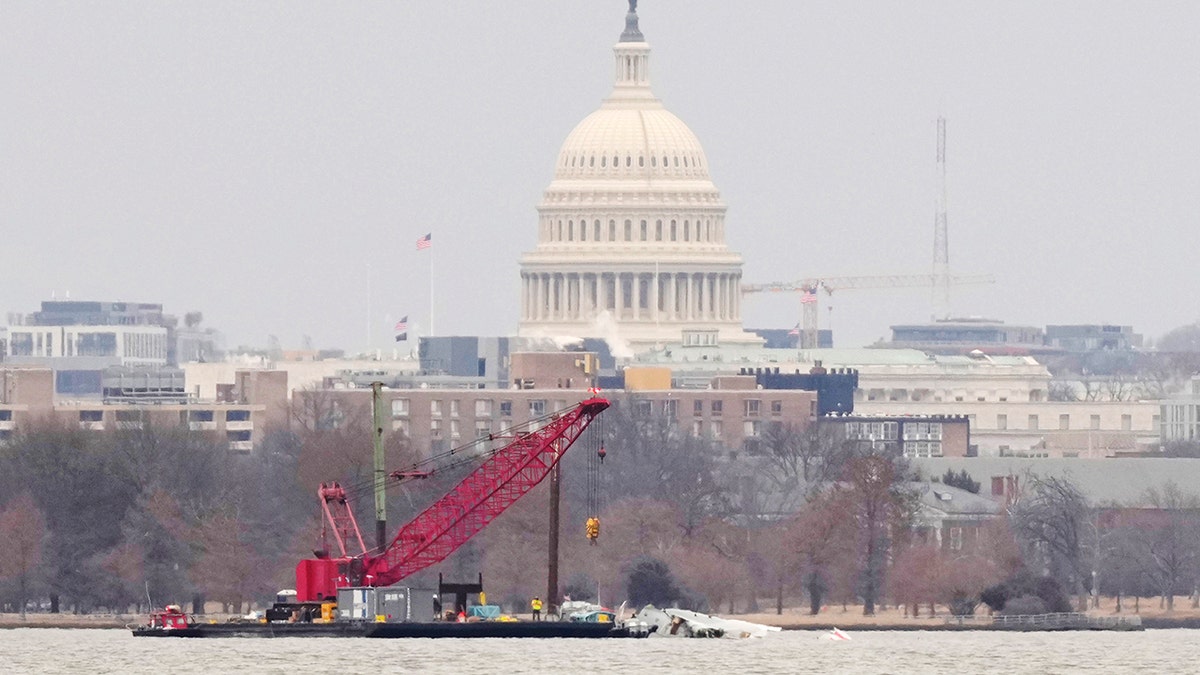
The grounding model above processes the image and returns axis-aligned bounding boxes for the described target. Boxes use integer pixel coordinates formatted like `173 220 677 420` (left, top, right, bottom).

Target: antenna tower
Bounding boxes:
932 117 950 320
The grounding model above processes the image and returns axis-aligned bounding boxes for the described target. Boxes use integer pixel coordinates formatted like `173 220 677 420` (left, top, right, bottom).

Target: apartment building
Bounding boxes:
0 367 283 452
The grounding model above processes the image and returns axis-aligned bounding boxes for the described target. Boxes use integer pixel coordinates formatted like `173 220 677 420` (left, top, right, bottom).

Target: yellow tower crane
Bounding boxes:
741 273 995 349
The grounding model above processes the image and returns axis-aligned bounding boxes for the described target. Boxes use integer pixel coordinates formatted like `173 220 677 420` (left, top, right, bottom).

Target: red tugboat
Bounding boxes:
132 397 629 638
132 605 202 637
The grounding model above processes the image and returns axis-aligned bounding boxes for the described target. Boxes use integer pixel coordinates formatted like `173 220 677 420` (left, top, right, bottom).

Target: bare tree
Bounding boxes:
1048 379 1080 402
842 454 918 615
761 422 853 497
1127 483 1200 610
890 544 943 617
0 493 46 619
1158 322 1200 352
595 398 730 535
189 512 274 614
674 536 749 615
1100 374 1135 402
1010 474 1092 610
1097 526 1147 612
786 489 856 615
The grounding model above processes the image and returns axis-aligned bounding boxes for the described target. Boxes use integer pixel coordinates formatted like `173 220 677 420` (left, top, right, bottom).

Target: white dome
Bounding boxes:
518 6 762 352
554 107 711 181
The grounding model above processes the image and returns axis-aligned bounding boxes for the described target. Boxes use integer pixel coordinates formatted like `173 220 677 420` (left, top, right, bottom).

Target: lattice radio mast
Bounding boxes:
932 117 951 320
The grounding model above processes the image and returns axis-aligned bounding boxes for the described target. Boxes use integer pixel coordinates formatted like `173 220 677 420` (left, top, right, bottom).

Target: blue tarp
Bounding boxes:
468 605 502 619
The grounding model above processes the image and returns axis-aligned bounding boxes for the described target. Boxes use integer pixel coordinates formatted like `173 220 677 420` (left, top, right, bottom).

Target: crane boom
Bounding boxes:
366 397 608 585
741 273 994 349
741 273 993 294
295 397 609 602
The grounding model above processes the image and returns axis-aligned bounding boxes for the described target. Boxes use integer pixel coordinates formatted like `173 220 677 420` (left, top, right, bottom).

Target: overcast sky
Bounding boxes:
3 1 1197 352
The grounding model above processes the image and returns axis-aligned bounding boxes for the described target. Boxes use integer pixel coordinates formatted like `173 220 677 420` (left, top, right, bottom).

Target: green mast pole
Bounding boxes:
372 381 388 551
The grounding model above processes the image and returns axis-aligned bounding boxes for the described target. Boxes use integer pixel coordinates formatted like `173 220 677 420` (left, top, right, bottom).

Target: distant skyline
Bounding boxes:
3 2 1197 351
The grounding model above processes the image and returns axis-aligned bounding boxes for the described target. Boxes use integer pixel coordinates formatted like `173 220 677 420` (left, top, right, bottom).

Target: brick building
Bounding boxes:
0 366 284 451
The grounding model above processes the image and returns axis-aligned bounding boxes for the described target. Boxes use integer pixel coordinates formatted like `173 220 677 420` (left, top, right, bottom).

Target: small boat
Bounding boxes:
131 606 204 638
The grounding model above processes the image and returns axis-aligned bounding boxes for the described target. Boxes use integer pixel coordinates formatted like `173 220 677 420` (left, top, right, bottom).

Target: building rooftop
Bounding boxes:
912 481 1003 517
914 457 1200 508
632 344 1044 371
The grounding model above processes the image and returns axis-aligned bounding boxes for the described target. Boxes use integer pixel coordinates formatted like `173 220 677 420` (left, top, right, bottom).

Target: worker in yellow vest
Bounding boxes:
585 517 600 545
531 596 543 621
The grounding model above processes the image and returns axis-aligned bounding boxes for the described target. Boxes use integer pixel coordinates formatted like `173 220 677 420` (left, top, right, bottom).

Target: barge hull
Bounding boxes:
133 621 630 638
366 621 627 638
133 622 368 638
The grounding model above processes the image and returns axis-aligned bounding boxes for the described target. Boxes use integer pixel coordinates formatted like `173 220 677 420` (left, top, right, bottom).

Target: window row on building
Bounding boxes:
0 405 258 453
540 216 723 245
6 327 168 361
559 150 706 176
991 412 1136 431
390 395 814 422
859 387 1046 404
312 388 819 458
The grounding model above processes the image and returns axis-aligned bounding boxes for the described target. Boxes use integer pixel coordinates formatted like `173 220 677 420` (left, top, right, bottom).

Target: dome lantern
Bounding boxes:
611 2 651 99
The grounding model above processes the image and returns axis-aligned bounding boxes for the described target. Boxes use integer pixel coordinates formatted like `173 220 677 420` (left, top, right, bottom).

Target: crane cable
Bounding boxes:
332 404 585 505
585 414 604 545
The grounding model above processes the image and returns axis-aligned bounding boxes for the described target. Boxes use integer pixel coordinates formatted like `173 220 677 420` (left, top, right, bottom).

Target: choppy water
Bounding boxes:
1 627 1194 674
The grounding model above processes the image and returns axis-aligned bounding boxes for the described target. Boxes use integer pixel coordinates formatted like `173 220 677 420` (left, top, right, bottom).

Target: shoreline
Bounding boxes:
6 607 1199 632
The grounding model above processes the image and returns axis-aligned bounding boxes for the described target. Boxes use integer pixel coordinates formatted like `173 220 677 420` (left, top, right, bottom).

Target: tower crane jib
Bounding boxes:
741 273 994 349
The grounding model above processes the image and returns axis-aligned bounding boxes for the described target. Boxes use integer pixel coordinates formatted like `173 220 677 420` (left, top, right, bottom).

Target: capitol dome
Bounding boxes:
554 107 712 182
517 4 761 353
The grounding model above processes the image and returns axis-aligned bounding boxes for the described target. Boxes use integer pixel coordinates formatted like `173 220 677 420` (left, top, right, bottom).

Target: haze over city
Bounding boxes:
3 1 1197 349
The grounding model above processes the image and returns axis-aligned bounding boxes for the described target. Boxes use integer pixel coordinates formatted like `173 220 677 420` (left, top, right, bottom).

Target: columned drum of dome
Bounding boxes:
518 5 761 352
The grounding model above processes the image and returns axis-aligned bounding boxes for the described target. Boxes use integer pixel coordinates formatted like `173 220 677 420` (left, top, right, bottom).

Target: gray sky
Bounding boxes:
3 1 1198 351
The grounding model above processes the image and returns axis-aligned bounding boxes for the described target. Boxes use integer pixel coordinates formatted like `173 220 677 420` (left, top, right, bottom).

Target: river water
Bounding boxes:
1 627 1194 674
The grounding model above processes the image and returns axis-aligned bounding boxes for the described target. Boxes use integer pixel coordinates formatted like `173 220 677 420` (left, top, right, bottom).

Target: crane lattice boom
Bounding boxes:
296 397 609 602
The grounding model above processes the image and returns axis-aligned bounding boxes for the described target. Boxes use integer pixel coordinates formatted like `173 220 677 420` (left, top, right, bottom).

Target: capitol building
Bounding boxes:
518 4 761 353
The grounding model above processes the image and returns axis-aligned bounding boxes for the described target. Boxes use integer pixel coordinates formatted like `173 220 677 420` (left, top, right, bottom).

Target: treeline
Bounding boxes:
473 400 1023 617
0 421 299 615
0 398 412 616
4 395 1200 619
481 400 1200 618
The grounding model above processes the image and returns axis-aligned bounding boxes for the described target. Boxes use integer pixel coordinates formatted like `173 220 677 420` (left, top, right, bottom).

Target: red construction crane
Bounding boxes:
295 396 610 603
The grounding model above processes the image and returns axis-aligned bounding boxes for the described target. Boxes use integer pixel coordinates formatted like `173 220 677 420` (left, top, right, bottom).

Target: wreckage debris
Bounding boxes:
626 605 782 639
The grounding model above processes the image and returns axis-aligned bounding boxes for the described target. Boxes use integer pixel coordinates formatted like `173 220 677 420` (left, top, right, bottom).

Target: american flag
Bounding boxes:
800 290 818 304
787 324 800 336
394 316 408 333
416 233 432 250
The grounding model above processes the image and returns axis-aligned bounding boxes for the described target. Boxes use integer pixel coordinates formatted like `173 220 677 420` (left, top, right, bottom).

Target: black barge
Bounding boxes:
133 621 633 639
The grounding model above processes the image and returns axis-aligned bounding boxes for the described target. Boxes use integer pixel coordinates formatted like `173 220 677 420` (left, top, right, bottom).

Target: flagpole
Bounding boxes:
366 262 373 353
429 239 435 337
